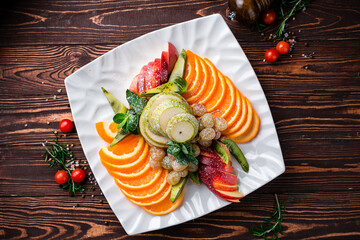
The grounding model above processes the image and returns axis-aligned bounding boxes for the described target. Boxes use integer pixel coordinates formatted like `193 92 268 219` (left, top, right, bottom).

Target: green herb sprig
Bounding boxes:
42 132 85 196
251 0 311 38
111 90 148 146
166 140 198 166
249 194 293 240
274 0 311 38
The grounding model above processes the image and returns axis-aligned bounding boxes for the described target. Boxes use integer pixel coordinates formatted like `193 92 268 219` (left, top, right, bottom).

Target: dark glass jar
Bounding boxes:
228 0 274 24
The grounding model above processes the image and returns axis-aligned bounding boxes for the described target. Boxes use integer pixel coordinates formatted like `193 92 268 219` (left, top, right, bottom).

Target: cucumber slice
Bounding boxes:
150 100 191 136
169 50 187 83
170 177 187 203
166 113 198 143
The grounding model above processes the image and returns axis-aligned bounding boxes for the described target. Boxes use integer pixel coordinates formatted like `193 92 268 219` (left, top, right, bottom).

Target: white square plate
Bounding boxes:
65 14 285 235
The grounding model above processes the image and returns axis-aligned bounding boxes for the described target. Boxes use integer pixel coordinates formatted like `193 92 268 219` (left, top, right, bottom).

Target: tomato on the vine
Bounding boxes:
276 41 290 55
71 169 86 183
59 119 74 133
55 170 69 184
265 49 279 63
262 10 276 25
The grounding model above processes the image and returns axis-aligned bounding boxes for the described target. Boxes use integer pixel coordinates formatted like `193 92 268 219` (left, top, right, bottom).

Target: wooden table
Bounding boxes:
1 0 359 239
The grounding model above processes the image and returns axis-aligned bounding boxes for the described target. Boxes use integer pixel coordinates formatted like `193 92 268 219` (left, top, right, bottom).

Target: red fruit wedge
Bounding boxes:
148 58 162 90
198 165 218 193
137 69 147 93
215 189 243 200
202 165 237 185
129 74 140 94
160 51 169 84
213 181 238 192
167 42 178 74
199 156 234 173
223 198 240 203
143 61 155 91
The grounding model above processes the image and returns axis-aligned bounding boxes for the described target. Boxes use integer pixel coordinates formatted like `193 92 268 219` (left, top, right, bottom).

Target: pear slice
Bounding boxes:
166 113 198 143
150 100 191 136
139 107 169 148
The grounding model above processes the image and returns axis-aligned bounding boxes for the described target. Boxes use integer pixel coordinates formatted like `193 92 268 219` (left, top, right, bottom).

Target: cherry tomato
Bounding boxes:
55 170 69 184
265 49 279 63
59 119 74 133
71 169 86 183
276 41 290 55
262 10 276 25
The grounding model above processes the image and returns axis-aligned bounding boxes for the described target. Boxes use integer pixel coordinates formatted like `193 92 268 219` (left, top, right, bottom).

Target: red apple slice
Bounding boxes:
215 189 243 200
167 42 178 74
149 58 161 90
129 74 140 93
137 66 147 93
223 198 240 203
213 181 238 191
143 61 154 91
202 165 237 185
160 51 169 84
199 156 234 173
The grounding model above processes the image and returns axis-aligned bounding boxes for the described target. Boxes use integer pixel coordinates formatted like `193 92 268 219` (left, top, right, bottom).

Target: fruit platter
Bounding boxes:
65 14 285 235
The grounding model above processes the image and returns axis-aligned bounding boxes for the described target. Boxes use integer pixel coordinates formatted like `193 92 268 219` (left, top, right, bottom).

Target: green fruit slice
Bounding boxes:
166 113 198 143
150 100 191 136
139 107 168 148
101 87 127 114
170 177 187 203
139 78 188 97
168 50 187 83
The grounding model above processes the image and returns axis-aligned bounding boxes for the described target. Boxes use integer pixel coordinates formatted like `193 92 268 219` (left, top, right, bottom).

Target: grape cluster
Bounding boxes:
148 103 228 186
194 104 228 146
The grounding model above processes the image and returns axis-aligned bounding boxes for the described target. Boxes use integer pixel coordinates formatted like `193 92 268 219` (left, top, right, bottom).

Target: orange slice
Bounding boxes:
108 155 151 180
101 143 149 172
230 110 260 143
141 188 184 215
125 182 172 206
185 56 210 105
120 170 169 200
203 70 227 112
212 75 236 119
224 90 243 128
199 58 219 105
109 134 142 155
222 94 249 135
114 167 162 190
95 121 119 144
182 55 203 99
183 50 197 91
226 97 254 139
99 135 145 165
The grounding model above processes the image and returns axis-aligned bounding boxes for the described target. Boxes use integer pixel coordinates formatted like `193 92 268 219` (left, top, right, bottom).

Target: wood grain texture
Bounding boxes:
0 0 360 239
1 193 360 240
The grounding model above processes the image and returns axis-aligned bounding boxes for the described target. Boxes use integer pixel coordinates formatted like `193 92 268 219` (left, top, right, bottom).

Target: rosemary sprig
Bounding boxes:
42 132 85 196
249 194 293 240
251 0 311 38
274 0 311 38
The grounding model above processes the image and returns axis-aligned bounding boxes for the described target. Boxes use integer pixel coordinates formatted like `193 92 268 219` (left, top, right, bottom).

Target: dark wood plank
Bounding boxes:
1 192 359 239
0 0 359 46
0 40 359 95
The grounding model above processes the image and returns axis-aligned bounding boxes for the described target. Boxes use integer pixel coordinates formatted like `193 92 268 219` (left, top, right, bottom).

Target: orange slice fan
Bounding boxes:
95 122 185 215
182 52 260 143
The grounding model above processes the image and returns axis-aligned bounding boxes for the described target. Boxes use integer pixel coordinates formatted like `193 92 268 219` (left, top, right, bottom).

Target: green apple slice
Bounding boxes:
166 113 198 143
